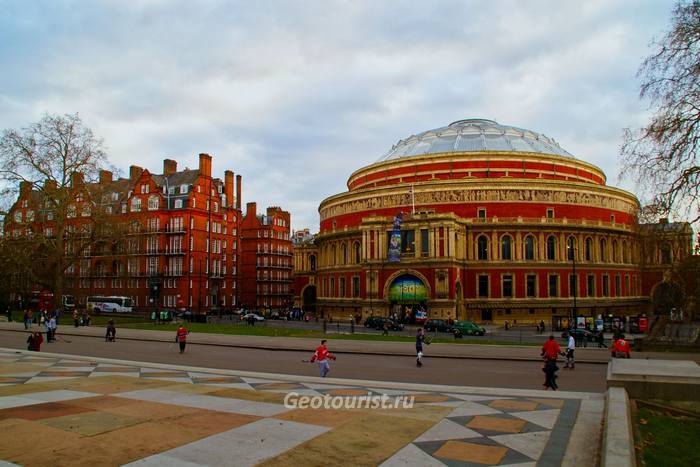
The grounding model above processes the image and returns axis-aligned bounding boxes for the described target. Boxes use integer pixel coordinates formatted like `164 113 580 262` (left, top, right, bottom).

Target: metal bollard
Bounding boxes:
323 319 327 334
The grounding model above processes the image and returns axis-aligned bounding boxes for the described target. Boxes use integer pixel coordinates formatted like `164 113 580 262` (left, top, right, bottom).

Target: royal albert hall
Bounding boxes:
294 119 679 327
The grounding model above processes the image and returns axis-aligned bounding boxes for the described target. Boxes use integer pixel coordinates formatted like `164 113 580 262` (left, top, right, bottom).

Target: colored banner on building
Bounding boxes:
388 213 402 262
388 274 428 303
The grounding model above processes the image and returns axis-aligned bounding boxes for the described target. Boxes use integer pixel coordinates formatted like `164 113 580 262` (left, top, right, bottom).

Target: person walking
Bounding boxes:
46 314 57 343
73 310 79 327
564 332 575 369
416 328 426 367
540 335 562 390
310 340 336 377
105 320 116 342
597 330 607 348
26 332 35 351
175 325 189 354
31 332 44 352
26 310 34 330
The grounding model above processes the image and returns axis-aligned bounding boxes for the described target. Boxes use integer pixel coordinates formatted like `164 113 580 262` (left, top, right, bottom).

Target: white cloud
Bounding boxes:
0 0 677 229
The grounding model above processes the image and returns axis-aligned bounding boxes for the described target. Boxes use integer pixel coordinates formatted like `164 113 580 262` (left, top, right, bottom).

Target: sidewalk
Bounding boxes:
0 347 604 466
2 321 694 364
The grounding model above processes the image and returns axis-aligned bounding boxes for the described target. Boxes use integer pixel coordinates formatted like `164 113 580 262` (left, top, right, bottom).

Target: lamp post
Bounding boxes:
567 237 577 328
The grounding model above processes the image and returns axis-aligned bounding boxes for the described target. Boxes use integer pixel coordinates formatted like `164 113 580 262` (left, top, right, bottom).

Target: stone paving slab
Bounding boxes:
0 347 604 466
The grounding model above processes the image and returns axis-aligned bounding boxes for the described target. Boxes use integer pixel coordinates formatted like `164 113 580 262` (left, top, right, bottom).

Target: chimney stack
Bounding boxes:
44 180 57 192
19 181 32 196
198 153 212 178
129 165 143 180
236 174 242 210
163 159 177 176
224 170 234 208
99 170 113 184
70 172 84 188
246 202 256 219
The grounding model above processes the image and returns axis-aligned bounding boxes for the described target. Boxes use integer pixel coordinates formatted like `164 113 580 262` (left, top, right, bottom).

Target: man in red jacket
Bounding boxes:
310 340 336 377
540 335 561 390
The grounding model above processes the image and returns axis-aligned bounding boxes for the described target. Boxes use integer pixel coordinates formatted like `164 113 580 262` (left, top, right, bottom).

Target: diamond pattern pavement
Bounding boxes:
0 348 603 466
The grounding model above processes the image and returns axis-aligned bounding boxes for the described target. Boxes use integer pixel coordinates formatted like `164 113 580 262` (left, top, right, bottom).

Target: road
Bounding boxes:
0 330 607 392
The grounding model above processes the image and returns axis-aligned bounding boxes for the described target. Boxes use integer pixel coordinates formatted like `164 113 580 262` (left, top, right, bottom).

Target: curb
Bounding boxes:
602 387 636 467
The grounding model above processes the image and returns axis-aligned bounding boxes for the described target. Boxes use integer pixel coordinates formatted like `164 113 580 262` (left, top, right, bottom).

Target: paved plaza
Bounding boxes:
0 347 604 466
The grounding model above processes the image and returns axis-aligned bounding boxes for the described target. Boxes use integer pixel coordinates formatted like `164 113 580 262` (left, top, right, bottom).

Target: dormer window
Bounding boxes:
13 211 21 222
180 184 188 194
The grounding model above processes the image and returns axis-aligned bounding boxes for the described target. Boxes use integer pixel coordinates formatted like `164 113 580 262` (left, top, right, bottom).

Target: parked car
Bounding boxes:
364 316 403 331
452 320 486 336
424 319 452 332
241 313 265 322
561 328 594 342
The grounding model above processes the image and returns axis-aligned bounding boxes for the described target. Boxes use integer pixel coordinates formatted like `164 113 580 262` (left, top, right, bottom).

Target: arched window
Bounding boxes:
524 235 535 260
585 238 593 261
330 245 336 266
477 235 488 260
546 236 557 260
622 240 629 263
567 237 577 261
309 255 316 271
600 238 607 262
501 235 512 260
353 242 361 264
148 195 159 211
612 240 619 263
341 244 347 265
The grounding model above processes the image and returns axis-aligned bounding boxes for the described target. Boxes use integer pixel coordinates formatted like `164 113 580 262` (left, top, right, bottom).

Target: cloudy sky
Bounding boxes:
0 0 677 230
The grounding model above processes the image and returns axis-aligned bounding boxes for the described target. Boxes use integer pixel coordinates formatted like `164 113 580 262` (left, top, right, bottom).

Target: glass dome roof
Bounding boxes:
378 119 574 161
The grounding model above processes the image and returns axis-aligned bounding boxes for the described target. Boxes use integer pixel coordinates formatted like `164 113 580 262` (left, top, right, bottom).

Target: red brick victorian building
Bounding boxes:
294 119 693 326
6 153 252 315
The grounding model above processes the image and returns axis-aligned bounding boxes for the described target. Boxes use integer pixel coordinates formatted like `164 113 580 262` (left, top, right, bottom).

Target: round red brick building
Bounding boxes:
295 119 685 327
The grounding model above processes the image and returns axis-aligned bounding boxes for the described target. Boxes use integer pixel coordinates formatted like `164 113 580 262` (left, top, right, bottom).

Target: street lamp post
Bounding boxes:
568 237 577 328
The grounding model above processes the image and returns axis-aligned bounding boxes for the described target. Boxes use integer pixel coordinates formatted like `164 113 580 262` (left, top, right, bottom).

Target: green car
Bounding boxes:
452 320 486 337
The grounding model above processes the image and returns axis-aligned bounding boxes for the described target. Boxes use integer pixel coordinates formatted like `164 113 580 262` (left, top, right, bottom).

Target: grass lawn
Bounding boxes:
636 405 700 466
118 321 534 346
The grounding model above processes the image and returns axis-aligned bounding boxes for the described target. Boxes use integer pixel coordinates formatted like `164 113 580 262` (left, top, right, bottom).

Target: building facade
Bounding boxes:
293 119 693 326
5 153 244 314
239 203 293 311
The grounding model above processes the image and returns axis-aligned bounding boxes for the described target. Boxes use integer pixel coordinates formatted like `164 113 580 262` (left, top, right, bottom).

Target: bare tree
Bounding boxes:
0 113 116 309
621 1 700 224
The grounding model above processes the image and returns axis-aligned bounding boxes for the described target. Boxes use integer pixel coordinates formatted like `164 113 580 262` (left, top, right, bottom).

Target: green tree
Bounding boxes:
622 1 700 224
